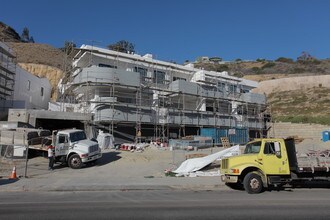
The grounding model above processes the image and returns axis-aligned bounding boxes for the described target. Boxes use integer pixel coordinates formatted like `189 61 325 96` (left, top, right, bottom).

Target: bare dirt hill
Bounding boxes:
8 42 65 69
6 42 66 100
0 21 21 42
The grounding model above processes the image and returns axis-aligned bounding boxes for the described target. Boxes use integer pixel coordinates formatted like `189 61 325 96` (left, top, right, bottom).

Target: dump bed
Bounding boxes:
286 138 330 173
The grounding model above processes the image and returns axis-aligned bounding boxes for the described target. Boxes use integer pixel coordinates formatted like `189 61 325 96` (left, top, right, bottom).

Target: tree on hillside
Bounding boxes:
297 51 314 61
107 40 135 53
63 41 76 55
29 36 35 43
21 27 35 43
21 27 30 42
297 51 321 65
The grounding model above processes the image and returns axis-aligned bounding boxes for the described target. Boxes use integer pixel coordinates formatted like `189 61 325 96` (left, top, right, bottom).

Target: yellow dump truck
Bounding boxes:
220 138 330 193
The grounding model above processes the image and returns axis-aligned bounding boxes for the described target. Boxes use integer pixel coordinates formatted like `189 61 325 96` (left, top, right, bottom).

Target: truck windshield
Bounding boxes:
244 141 261 154
70 131 87 142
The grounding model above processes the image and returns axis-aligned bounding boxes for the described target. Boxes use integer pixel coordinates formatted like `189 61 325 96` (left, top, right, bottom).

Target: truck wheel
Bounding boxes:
243 173 263 194
68 154 82 169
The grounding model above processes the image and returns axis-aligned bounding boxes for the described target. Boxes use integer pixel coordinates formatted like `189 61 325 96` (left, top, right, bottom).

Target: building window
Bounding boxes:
153 70 165 84
229 84 237 93
217 82 226 92
134 67 148 82
173 77 186 81
27 80 31 91
41 87 44 96
98 63 117 68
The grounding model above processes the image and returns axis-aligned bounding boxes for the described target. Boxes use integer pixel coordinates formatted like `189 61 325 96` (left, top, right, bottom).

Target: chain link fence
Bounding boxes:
0 144 28 178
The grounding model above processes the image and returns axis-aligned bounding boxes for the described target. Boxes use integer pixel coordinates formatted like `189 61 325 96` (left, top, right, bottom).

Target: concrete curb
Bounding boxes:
0 177 227 192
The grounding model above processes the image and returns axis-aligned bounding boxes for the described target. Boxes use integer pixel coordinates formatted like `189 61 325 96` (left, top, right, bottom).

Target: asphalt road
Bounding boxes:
1 189 330 220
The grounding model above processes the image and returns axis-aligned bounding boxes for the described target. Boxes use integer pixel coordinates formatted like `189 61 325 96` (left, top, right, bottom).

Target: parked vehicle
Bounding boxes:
220 138 330 193
50 129 102 169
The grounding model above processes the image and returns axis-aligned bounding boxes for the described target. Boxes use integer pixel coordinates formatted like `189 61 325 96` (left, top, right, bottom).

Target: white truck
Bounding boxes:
51 129 102 169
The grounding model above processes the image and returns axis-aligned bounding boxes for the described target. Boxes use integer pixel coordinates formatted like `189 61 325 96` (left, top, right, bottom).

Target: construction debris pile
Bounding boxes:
118 143 149 153
169 145 241 177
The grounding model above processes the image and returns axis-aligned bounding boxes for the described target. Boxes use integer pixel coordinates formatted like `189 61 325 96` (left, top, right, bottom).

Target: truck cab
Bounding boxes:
221 138 291 193
53 129 102 169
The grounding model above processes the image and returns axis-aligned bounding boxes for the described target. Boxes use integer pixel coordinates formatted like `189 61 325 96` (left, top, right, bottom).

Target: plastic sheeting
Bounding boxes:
173 145 240 175
97 131 114 150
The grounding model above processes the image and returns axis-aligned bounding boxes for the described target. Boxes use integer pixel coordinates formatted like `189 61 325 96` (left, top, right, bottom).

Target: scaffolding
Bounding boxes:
61 45 268 143
0 41 16 115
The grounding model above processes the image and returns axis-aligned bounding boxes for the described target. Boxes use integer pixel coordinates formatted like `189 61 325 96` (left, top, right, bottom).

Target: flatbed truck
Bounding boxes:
221 138 330 193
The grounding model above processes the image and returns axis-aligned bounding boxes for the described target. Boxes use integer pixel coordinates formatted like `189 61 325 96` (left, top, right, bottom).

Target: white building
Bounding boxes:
14 66 51 109
0 41 51 119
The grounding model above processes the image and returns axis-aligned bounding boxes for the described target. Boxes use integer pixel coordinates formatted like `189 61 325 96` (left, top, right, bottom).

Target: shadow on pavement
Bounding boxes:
268 181 330 192
52 152 122 169
95 151 121 167
0 178 19 186
25 151 122 173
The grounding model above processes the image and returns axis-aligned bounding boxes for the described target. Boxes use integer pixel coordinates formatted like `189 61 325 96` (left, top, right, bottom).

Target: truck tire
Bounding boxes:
243 172 263 194
68 154 82 169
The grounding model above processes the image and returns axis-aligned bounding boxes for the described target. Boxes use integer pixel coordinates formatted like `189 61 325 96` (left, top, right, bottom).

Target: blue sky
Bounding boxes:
1 0 330 63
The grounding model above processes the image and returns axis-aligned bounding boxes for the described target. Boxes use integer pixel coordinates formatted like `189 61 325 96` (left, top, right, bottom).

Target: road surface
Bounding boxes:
0 189 329 219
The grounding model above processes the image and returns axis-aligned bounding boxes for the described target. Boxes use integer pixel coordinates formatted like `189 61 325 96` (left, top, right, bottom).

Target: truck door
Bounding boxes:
55 134 69 156
261 141 290 175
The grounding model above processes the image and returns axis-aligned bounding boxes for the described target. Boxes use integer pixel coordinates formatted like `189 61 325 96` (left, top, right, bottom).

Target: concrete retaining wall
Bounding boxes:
268 122 330 140
253 75 330 95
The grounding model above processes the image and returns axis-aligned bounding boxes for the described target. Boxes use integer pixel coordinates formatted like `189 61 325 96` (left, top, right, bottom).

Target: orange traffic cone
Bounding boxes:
9 166 18 179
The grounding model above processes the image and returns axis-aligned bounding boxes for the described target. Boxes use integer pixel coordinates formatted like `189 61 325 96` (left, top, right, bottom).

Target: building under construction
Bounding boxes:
58 45 267 143
0 41 16 119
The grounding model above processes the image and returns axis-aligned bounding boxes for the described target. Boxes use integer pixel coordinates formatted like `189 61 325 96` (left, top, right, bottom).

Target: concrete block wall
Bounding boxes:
268 122 330 140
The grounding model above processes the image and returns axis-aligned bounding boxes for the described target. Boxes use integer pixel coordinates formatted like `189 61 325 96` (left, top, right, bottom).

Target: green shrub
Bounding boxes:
261 62 276 69
216 64 229 72
275 57 294 63
274 115 330 125
256 58 266 62
297 59 321 65
251 67 262 74
291 67 305 73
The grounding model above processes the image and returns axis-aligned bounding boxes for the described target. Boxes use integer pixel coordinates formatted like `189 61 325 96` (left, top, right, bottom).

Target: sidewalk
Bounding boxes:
0 148 227 192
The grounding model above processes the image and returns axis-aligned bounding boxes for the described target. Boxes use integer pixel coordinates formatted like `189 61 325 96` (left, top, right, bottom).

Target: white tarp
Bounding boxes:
173 145 240 175
97 131 114 150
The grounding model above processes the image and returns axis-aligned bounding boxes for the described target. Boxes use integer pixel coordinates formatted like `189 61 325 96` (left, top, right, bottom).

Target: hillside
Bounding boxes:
0 21 21 42
7 42 65 100
194 58 330 77
8 42 65 69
